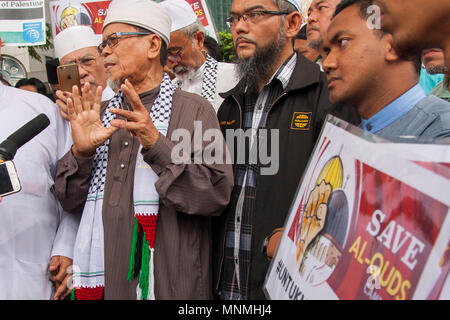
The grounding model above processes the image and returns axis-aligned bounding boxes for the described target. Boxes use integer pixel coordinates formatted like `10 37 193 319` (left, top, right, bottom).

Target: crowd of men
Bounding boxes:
0 0 449 300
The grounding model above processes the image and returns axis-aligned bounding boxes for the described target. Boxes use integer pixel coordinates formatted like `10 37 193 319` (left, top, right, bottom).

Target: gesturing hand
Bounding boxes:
67 83 118 158
109 79 160 150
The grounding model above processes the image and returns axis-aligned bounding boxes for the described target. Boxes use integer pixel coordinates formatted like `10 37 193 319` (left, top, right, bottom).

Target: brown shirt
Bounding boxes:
55 86 233 299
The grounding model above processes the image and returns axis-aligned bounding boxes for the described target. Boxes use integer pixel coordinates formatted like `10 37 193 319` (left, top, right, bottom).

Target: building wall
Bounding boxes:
1 0 54 85
206 0 232 33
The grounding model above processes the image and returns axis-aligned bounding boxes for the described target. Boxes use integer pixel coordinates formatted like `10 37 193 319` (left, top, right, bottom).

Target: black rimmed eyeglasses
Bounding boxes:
167 38 191 63
225 10 290 29
63 55 99 69
97 32 152 54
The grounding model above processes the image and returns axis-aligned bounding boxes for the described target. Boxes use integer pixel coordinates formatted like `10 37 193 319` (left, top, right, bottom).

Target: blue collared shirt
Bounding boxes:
360 84 427 133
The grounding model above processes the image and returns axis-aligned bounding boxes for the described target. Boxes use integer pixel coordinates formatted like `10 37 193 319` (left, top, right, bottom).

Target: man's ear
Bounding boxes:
383 33 400 62
147 34 162 60
192 30 205 49
284 11 303 39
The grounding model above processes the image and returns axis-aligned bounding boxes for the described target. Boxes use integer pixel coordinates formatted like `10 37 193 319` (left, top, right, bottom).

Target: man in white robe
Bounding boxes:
0 82 78 299
160 0 239 113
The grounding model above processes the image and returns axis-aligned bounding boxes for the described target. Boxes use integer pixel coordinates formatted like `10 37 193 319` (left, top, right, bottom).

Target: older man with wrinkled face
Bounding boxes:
54 26 115 119
160 0 239 113
54 0 233 300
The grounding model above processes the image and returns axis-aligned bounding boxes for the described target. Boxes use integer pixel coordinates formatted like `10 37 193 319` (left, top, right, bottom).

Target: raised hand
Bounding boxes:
67 83 118 157
109 79 159 150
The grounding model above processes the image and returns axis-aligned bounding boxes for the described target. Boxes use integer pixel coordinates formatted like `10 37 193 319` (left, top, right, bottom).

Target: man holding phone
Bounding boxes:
53 26 115 120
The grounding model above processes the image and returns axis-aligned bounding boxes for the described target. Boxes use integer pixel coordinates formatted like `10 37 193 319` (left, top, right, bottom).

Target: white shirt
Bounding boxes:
0 84 79 299
102 85 115 102
177 61 239 112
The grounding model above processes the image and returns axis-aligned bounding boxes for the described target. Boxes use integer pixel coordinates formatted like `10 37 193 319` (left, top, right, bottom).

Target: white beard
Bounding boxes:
107 76 123 92
173 66 197 82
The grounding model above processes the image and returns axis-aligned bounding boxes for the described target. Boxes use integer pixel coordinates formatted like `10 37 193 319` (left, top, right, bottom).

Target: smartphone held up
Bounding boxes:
57 63 81 92
0 160 21 198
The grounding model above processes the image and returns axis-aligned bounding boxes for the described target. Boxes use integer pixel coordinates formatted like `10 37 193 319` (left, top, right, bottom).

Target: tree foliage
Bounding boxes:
218 31 235 63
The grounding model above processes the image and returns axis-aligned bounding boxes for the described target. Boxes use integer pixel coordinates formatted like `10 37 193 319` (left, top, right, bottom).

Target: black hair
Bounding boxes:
334 0 422 75
334 0 374 19
134 26 168 67
296 24 307 40
203 36 223 61
45 58 60 85
334 0 384 38
15 77 48 96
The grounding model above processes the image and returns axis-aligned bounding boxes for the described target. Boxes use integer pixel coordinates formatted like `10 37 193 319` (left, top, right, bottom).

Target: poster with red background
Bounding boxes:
49 0 111 40
50 0 217 41
264 117 450 300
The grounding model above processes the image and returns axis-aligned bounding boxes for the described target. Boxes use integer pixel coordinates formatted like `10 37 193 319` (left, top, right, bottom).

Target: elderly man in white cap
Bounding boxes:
54 0 233 300
53 26 115 119
160 0 239 113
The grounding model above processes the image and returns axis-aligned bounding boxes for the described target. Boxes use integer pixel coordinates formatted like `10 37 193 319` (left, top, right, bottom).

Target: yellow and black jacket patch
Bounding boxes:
291 112 312 130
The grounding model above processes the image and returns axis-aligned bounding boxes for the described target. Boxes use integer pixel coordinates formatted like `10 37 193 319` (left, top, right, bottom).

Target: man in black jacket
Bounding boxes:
212 0 353 300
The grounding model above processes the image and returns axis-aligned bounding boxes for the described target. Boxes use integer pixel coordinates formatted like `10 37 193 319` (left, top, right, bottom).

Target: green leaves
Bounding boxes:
218 31 235 63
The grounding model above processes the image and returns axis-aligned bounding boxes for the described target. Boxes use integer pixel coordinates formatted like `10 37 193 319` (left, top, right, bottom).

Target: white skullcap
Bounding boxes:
159 0 198 32
54 26 99 60
285 0 302 12
103 0 171 46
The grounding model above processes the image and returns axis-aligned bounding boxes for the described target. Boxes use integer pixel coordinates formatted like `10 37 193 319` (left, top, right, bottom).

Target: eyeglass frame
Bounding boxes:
62 55 99 69
225 10 290 29
97 32 152 54
167 38 191 63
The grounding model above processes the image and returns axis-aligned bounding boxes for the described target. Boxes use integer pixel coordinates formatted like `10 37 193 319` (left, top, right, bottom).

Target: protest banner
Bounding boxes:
49 0 110 41
184 0 217 40
264 116 450 300
49 0 217 41
0 0 46 46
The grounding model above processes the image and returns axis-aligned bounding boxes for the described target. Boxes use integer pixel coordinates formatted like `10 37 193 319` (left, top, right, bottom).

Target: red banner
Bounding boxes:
50 0 111 38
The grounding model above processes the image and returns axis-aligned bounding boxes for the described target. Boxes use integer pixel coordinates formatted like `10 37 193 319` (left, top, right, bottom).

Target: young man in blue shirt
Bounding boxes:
322 0 450 139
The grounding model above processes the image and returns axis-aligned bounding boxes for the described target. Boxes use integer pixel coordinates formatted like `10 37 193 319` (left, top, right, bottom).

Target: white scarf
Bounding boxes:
72 73 176 300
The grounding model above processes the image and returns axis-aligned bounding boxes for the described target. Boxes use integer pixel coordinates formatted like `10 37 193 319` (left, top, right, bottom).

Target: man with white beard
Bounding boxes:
160 0 239 113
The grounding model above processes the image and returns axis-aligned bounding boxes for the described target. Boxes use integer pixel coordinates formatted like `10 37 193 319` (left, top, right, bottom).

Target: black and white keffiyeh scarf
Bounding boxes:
176 54 218 105
72 73 176 300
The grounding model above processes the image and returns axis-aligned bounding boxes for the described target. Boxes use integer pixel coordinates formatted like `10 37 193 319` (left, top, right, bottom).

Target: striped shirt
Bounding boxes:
220 53 297 300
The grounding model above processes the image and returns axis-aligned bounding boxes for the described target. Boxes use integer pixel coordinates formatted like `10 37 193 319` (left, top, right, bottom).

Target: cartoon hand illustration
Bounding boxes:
296 179 332 267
